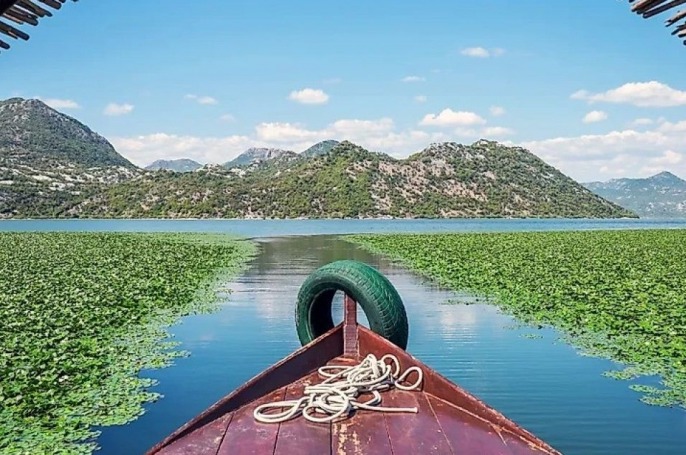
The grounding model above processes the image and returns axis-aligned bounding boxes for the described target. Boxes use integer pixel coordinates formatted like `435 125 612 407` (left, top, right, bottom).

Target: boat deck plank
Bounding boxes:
158 413 232 455
383 387 454 455
159 350 557 455
330 393 394 455
503 434 548 455
429 395 514 455
272 372 332 455
203 357 545 455
217 388 285 455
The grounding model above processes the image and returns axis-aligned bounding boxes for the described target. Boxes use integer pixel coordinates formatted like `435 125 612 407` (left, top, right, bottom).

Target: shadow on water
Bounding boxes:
96 236 686 455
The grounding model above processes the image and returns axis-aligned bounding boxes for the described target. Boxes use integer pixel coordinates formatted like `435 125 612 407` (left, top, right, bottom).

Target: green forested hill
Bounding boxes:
0 98 139 218
301 140 340 158
0 97 635 219
0 98 135 169
66 141 635 219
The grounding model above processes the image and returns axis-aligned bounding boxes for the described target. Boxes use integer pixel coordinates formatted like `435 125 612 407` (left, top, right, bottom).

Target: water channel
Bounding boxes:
86 233 686 455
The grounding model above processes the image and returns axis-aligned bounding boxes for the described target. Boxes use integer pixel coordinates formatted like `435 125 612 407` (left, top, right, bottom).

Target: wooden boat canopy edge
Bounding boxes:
2 1 686 56
0 0 78 53
629 0 686 44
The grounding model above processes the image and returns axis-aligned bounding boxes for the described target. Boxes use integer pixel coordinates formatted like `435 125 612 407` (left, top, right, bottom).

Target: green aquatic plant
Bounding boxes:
0 233 255 454
347 230 686 409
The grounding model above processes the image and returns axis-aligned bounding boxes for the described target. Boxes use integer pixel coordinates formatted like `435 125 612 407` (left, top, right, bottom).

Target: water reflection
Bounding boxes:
96 236 686 455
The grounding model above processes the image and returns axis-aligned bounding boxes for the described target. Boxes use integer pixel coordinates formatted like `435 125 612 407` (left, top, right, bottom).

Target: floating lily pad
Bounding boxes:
0 233 255 454
347 230 686 409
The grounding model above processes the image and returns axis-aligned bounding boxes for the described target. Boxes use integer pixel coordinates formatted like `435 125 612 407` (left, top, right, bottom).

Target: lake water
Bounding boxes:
2 217 686 236
3 219 686 454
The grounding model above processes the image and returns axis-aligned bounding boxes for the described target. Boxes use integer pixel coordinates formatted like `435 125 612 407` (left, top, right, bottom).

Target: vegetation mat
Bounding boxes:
0 233 255 454
347 230 686 409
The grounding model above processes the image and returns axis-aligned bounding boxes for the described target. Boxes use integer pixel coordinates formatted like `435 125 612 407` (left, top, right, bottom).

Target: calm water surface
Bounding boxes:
2 217 686 236
4 220 686 454
87 235 686 455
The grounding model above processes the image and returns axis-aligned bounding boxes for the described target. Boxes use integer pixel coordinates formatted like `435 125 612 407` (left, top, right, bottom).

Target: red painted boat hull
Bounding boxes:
147 297 560 454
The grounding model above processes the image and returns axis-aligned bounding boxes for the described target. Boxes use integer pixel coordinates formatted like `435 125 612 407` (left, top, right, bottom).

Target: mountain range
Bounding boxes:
146 140 343 172
584 172 686 218
0 98 138 217
145 159 202 172
67 139 633 219
0 97 642 219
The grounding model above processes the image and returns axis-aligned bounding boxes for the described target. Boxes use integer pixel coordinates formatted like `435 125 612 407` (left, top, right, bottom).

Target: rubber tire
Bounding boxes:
295 260 409 350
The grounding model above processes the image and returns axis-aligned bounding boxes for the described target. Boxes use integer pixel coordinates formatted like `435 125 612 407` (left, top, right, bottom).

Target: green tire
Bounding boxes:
295 260 409 349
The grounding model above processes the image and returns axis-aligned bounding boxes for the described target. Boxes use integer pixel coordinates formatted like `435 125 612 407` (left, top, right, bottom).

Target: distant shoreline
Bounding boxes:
0 216 647 222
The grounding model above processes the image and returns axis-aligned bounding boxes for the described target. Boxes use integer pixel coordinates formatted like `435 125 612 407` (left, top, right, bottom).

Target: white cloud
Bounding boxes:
420 108 486 127
482 126 515 137
653 150 683 165
582 110 608 123
117 111 686 184
111 133 256 166
518 124 686 181
288 88 329 105
331 118 395 135
638 151 684 177
657 119 686 132
185 94 219 105
103 103 134 116
255 122 326 143
112 117 448 166
414 95 427 103
38 98 80 110
254 117 396 144
489 106 506 117
571 81 686 107
460 47 505 58
401 76 425 83
219 114 235 122
630 117 654 127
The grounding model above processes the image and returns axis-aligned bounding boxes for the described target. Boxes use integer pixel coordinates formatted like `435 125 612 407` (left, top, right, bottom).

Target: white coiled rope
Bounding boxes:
253 353 423 424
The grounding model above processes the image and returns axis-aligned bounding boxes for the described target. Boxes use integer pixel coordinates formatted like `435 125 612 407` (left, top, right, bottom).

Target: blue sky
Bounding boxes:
3 0 686 181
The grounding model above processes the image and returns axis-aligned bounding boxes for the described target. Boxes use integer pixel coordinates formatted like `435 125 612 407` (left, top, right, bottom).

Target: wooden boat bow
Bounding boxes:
147 264 561 455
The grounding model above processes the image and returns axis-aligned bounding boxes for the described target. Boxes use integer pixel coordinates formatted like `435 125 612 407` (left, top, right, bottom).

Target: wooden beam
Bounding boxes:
666 8 686 24
0 19 29 40
0 0 78 54
17 0 52 18
643 0 686 18
670 21 686 34
632 0 670 13
2 9 24 24
6 6 39 25
0 0 19 16
37 0 62 9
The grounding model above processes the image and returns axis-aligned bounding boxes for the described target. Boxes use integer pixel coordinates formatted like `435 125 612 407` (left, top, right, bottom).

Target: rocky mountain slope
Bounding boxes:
69 140 635 219
301 140 340 158
145 159 202 172
223 147 297 168
0 98 636 219
0 98 139 217
585 172 686 218
0 98 134 169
